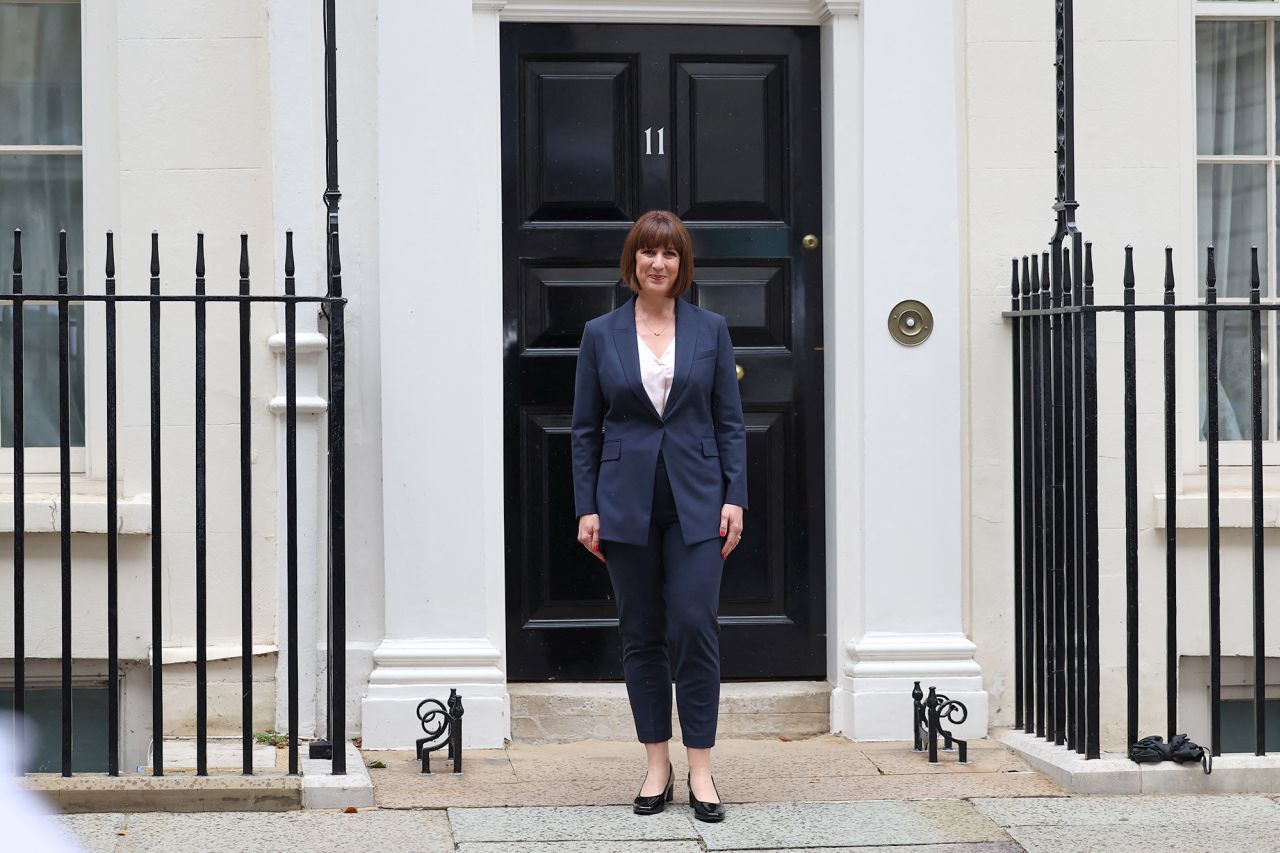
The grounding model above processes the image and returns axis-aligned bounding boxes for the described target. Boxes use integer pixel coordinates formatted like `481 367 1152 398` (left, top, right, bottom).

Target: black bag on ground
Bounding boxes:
1129 733 1211 774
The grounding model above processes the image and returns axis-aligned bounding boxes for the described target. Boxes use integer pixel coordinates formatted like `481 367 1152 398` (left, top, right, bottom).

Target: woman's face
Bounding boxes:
634 245 680 296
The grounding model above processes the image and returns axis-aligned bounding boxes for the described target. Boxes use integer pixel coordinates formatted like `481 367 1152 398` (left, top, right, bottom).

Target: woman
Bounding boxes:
571 210 747 823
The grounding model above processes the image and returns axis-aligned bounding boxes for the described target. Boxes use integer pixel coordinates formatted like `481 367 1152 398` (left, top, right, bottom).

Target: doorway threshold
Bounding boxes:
509 680 831 743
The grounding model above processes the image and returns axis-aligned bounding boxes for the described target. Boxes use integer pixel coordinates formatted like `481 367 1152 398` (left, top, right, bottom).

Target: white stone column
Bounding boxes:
829 0 987 741
267 0 329 743
362 0 509 749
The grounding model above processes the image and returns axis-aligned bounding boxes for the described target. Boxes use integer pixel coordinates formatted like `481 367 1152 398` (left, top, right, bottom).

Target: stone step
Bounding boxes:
509 680 830 743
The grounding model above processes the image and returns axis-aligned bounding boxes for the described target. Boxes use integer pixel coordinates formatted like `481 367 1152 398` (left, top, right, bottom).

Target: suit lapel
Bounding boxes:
662 296 699 420
611 295 663 422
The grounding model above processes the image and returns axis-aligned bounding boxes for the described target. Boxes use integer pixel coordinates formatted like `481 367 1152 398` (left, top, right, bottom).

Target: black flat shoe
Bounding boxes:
687 772 726 822
632 760 674 815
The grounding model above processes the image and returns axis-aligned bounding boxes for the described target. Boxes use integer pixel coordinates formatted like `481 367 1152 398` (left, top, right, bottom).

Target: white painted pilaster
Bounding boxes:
363 0 509 749
830 0 986 741
267 0 328 740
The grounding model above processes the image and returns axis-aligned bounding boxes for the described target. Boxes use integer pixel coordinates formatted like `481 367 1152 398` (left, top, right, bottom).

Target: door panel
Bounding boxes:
675 60 787 222
521 59 637 222
502 23 825 681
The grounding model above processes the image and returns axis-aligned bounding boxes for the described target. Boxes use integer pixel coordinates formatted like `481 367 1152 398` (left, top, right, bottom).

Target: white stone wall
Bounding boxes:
0 1 286 738
961 0 1266 753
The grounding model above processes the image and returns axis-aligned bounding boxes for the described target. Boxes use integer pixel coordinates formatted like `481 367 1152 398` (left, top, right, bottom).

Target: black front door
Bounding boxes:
501 23 825 681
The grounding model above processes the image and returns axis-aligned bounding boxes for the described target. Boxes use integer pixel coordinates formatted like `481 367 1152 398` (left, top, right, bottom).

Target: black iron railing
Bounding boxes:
1005 240 1276 760
6 228 347 777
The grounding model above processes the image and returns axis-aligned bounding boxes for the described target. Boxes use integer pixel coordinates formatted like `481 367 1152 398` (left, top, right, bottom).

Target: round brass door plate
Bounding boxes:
888 299 934 347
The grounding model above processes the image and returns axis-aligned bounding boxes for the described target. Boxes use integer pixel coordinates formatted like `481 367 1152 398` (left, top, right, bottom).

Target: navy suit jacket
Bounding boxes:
572 293 748 547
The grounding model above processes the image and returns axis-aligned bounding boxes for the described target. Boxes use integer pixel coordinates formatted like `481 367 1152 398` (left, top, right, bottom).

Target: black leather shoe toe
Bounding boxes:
632 761 674 815
687 772 726 822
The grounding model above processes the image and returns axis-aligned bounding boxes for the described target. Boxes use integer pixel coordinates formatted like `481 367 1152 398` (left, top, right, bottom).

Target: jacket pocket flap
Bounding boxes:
701 438 720 457
601 440 621 461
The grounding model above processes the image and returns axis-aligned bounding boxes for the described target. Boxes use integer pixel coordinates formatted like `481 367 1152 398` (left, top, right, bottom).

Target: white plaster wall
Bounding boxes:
326 0 385 736
960 0 1273 754
0 1 283 735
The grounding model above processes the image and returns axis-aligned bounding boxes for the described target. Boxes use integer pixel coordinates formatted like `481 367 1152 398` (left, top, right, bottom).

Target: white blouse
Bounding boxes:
637 332 675 417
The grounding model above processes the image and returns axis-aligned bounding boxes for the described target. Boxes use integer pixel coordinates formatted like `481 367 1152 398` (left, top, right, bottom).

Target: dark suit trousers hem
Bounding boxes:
603 451 724 749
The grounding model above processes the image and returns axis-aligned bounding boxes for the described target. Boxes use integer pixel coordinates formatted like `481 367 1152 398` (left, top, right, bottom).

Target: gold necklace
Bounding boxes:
636 308 673 337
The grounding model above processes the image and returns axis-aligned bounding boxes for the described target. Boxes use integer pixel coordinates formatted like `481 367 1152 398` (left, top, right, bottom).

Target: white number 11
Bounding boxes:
644 126 665 156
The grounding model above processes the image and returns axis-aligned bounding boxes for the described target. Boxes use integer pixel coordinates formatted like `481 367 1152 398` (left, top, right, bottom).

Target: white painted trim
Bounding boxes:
845 632 982 679
0 491 149 534
1196 1 1280 20
0 145 81 155
367 638 507 685
268 0 328 741
267 395 327 415
267 331 329 354
366 0 512 751
486 0 859 25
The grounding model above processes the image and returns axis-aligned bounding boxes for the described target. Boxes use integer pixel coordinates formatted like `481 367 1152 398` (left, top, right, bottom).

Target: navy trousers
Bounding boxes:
603 451 725 749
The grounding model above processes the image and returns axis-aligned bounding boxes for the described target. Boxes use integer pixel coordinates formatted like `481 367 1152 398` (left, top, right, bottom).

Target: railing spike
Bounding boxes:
1251 245 1261 294
195 232 205 279
1123 245 1134 291
285 230 295 279
105 231 115 279
1206 245 1217 292
1012 258 1020 298
11 229 21 275
1041 251 1051 293
1062 247 1072 294
58 230 67 277
1164 246 1174 293
239 233 249 279
1084 241 1094 289
1031 251 1042 294
150 231 160 278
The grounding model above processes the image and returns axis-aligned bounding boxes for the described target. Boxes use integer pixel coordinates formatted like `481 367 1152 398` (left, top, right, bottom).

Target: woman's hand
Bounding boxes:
577 513 606 563
719 503 744 560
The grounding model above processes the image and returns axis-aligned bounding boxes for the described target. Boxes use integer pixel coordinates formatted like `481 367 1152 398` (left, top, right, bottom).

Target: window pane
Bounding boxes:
0 154 84 448
1199 313 1269 441
1197 163 1267 297
0 2 81 145
1197 20 1266 155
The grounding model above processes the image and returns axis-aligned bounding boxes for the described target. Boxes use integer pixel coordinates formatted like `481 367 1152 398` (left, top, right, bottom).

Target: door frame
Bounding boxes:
477 0 863 696
370 0 980 750
363 0 860 742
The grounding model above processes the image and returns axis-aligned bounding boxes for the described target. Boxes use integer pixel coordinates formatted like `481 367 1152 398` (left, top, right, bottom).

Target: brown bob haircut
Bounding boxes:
620 210 695 298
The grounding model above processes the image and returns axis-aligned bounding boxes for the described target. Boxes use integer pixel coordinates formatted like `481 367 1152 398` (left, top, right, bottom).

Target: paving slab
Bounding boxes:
364 750 518 783
973 793 1280 826
56 809 454 853
719 846 1023 853
379 776 643 809
447 804 699 843
50 812 128 853
372 735 1059 809
726 771 1062 802
24 773 302 813
690 801 1012 850
1006 824 1280 852
457 843 703 853
504 744 881 782
863 745 1033 775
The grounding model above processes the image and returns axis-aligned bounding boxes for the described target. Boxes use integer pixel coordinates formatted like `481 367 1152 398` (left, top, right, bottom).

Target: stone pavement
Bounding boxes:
42 736 1280 851
48 795 1280 852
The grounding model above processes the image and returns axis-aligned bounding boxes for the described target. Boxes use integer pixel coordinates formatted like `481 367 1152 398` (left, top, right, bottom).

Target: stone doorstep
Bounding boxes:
996 726 1280 794
510 680 831 744
25 743 372 814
